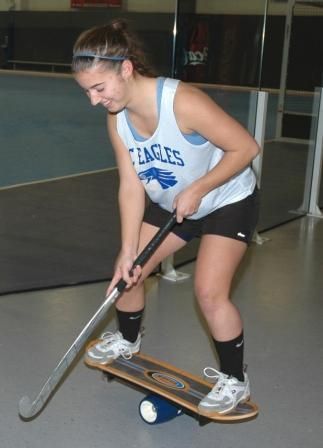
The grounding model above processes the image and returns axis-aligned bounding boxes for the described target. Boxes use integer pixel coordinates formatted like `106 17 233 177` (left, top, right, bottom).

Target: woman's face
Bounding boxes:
75 63 130 113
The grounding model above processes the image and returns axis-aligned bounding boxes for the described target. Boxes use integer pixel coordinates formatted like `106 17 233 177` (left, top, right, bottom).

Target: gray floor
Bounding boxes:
1 215 322 448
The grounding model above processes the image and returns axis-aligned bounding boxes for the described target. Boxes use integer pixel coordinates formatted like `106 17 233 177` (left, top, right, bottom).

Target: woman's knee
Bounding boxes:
194 283 228 311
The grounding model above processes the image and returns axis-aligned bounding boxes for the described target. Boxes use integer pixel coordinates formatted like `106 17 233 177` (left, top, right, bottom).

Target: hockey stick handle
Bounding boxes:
18 211 177 419
116 210 178 292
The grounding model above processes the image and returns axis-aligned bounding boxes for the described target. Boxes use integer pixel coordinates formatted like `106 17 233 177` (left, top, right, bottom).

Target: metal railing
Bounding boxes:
7 59 70 72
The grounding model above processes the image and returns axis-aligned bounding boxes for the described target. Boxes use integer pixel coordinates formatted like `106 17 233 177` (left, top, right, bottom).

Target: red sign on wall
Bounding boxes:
71 1 121 7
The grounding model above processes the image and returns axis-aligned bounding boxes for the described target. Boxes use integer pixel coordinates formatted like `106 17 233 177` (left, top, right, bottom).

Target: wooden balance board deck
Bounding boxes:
85 341 259 423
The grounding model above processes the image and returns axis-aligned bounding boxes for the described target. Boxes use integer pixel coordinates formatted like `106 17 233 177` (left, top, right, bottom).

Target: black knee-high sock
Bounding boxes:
213 332 244 381
116 308 145 343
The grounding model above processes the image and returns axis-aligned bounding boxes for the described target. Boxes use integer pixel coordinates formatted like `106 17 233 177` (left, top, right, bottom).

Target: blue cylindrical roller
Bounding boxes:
139 394 183 424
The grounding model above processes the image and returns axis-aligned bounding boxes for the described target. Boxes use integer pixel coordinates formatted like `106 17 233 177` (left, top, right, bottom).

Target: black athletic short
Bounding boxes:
143 187 260 245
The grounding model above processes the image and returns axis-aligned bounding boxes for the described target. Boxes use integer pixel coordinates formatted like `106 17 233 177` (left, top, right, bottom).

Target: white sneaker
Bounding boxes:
85 331 141 365
198 367 250 415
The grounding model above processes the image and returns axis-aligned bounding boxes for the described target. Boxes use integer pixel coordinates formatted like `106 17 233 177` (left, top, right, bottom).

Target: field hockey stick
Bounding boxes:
18 211 177 419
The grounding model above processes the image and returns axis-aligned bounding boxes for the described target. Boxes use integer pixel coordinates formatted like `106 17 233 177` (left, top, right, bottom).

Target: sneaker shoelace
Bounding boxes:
97 331 134 359
203 367 235 399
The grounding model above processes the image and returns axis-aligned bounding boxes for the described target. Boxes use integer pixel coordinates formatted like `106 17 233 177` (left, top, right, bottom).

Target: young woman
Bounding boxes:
72 19 260 415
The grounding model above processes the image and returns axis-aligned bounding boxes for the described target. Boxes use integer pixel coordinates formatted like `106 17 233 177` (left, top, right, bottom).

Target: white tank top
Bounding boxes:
116 78 256 220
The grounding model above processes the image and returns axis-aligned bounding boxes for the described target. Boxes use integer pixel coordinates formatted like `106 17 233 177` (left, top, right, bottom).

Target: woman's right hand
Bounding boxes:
106 251 142 296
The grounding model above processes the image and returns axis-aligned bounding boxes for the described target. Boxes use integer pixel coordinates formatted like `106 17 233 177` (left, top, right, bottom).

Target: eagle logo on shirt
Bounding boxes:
138 167 178 190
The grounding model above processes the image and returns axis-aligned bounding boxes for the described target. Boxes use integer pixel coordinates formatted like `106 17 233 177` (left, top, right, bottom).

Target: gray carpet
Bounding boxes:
0 169 197 294
0 170 121 294
1 139 322 294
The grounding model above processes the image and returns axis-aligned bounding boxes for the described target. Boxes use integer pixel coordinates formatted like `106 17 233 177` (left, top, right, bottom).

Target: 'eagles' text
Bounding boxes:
129 144 184 167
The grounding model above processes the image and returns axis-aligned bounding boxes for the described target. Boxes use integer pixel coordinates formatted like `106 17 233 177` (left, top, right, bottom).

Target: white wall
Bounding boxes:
197 0 323 16
0 0 176 12
197 0 278 15
26 0 68 9
0 0 276 13
0 0 69 10
0 0 321 15
126 0 175 13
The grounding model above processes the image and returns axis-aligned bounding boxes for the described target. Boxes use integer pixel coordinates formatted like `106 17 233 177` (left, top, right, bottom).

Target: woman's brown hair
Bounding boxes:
72 19 155 76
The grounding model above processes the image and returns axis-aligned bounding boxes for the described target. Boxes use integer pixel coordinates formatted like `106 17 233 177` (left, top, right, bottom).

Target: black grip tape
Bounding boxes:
116 211 177 293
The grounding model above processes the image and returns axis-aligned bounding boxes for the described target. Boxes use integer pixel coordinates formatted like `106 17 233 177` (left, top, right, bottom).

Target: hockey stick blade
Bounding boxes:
18 211 177 419
18 288 120 419
19 396 35 419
